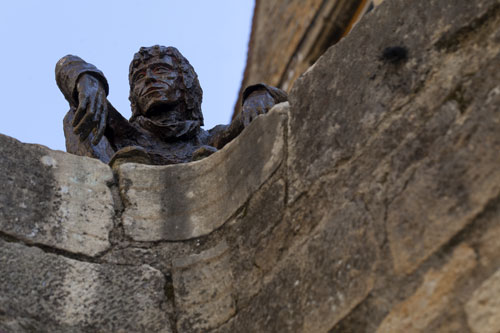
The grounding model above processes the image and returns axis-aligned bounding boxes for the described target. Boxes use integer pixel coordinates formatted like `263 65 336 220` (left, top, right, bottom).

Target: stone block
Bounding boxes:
221 198 378 332
172 241 235 332
386 48 500 274
466 269 500 333
0 239 171 332
118 105 287 241
377 244 477 333
229 177 286 306
287 0 500 202
299 200 378 332
287 0 500 275
0 134 114 257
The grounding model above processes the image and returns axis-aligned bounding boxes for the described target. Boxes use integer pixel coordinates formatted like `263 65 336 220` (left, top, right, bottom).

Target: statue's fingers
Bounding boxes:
265 99 273 112
248 110 258 126
88 97 97 117
265 100 275 113
80 105 96 140
247 101 260 119
93 104 108 145
79 121 93 141
93 92 106 123
90 102 103 145
242 106 252 127
73 109 89 135
93 97 102 124
75 99 96 139
257 100 266 114
72 96 88 127
73 115 90 137
261 98 272 113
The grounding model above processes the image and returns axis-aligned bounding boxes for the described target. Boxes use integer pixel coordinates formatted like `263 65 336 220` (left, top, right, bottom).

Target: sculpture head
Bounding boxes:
128 45 203 126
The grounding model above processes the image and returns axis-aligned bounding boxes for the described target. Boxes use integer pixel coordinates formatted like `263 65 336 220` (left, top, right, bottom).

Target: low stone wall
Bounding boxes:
1 0 500 331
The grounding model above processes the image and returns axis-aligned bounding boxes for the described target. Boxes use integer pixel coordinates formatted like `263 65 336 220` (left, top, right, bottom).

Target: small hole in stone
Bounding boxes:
380 46 408 64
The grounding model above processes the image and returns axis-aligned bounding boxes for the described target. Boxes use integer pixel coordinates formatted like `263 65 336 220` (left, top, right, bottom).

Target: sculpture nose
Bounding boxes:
145 68 158 83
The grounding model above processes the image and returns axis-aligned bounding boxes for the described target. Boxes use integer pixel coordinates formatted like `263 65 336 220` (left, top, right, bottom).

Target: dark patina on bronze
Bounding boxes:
56 45 287 166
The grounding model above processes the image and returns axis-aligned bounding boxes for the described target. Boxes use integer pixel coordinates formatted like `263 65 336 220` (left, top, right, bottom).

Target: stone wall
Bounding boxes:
1 0 500 331
233 0 365 117
233 0 386 118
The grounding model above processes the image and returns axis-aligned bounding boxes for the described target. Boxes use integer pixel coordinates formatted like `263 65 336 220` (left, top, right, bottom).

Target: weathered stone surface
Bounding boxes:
219 194 379 332
288 0 500 198
1 0 500 331
288 0 500 275
220 0 500 331
172 241 235 332
477 207 500 268
384 21 500 274
243 0 325 88
0 134 114 257
118 105 287 241
226 176 286 307
233 0 377 117
466 268 500 333
377 244 477 332
0 239 171 332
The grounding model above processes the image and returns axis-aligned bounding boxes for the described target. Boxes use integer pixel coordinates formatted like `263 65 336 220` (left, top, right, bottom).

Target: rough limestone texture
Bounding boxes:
1 0 500 332
465 268 500 333
172 241 235 331
376 244 477 332
0 134 114 257
234 0 368 116
0 240 171 332
118 106 286 241
288 0 500 273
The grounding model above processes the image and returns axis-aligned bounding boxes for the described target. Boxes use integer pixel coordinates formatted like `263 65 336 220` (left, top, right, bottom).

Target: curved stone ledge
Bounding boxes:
1 0 499 331
118 104 288 242
0 134 114 257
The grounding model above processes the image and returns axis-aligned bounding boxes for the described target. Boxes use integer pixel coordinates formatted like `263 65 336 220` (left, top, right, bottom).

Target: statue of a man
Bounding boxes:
56 45 287 166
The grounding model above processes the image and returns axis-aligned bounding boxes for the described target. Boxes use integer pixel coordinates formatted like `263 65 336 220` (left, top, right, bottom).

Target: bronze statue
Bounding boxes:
56 45 287 166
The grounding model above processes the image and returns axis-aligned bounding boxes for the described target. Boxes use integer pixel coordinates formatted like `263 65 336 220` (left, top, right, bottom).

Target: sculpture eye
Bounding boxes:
135 72 145 80
154 67 170 75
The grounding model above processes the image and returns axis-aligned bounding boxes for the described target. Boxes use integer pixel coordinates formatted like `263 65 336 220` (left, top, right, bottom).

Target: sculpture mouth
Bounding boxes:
143 86 165 97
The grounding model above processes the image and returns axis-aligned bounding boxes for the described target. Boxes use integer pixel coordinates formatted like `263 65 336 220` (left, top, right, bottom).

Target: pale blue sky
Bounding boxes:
0 1 254 151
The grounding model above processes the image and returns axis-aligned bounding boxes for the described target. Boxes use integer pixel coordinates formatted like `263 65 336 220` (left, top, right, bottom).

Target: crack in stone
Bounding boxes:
163 271 179 333
0 230 100 264
440 191 500 256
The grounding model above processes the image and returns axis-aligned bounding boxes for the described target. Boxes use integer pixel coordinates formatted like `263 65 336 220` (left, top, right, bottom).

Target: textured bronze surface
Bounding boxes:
56 45 287 165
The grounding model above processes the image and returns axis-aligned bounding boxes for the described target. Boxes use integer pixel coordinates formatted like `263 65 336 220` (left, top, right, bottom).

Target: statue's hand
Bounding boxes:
192 145 218 161
73 74 108 145
241 90 276 127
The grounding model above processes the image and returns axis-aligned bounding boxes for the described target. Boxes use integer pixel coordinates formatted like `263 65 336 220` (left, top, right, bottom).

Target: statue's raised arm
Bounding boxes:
56 46 287 166
56 55 122 162
208 83 288 149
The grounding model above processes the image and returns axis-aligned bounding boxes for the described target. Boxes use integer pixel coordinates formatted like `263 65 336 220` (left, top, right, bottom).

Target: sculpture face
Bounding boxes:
131 55 187 124
129 46 204 126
